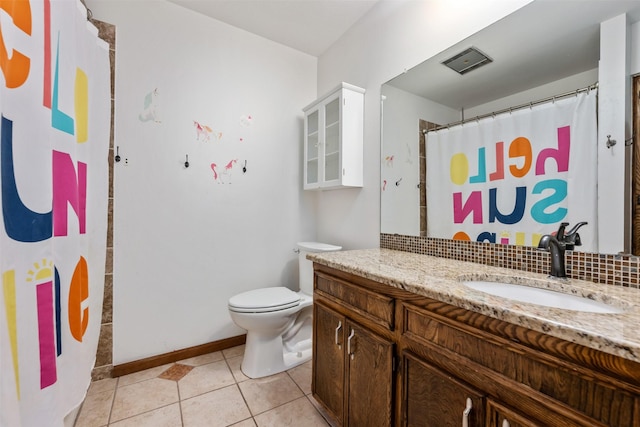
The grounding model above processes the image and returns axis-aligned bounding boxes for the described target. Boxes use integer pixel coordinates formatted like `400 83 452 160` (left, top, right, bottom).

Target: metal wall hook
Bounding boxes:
184 154 189 168
606 135 617 149
626 135 635 146
115 146 121 162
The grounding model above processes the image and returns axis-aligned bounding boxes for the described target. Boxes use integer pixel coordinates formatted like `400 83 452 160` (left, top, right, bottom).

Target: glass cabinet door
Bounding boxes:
306 110 319 186
302 83 363 190
323 97 340 183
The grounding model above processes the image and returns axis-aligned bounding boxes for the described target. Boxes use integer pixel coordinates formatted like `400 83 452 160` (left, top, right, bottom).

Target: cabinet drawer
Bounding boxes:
402 302 637 427
315 272 394 331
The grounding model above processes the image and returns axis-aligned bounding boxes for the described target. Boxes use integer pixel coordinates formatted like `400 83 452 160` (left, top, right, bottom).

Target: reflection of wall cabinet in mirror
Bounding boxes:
303 83 365 190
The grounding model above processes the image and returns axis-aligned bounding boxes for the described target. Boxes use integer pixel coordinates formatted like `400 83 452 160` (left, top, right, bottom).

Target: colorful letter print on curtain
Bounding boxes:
0 1 110 426
426 91 598 251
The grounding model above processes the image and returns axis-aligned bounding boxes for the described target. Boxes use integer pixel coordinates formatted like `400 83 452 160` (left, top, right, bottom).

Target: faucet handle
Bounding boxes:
574 233 582 246
566 221 588 236
565 233 582 250
564 221 587 250
555 222 569 239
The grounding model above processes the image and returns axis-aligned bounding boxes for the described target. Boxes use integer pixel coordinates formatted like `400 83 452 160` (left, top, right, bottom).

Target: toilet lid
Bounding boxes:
228 287 301 313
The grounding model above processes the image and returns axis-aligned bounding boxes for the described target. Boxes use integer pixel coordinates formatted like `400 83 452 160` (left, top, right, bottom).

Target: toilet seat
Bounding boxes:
228 287 301 313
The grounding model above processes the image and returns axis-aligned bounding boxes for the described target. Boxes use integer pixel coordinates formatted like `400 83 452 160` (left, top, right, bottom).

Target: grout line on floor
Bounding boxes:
105 377 118 426
77 346 326 427
176 374 184 427
286 370 306 396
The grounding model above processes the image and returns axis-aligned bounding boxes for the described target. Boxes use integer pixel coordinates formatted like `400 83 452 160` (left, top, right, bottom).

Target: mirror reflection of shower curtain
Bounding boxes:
0 1 111 425
426 91 598 252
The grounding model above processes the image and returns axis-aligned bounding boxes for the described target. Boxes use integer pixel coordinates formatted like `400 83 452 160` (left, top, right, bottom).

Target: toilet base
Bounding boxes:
240 335 312 379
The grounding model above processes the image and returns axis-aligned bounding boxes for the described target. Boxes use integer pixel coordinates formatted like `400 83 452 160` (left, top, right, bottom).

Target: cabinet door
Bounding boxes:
486 399 543 427
345 320 394 427
304 109 320 188
303 83 364 190
323 96 341 185
403 351 484 427
313 303 346 423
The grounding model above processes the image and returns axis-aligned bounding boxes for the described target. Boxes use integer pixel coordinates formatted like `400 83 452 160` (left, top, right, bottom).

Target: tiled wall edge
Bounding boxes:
380 234 640 289
91 16 115 381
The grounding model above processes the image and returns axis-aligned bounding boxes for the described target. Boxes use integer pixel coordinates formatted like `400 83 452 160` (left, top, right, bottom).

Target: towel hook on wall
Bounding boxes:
184 154 190 168
626 135 635 146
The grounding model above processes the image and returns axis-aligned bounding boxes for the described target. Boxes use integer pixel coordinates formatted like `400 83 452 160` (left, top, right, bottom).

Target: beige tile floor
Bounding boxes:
75 345 332 427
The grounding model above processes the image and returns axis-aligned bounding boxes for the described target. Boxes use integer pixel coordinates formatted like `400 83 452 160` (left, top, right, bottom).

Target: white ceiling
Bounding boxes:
386 1 640 110
167 0 381 56
166 0 640 108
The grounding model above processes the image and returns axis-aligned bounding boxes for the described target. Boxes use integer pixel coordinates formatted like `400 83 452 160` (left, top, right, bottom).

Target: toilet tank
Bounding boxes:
297 242 341 294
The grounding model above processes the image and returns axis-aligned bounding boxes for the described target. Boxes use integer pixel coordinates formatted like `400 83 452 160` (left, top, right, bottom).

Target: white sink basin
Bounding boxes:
462 281 625 314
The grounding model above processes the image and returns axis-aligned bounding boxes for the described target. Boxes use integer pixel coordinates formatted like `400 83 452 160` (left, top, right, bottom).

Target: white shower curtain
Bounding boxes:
426 90 598 252
0 0 111 425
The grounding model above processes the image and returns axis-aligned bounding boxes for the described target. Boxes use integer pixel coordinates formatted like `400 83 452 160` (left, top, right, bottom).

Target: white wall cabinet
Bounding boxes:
303 83 365 190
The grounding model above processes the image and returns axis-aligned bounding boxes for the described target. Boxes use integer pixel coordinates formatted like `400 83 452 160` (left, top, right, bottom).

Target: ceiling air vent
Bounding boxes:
442 47 492 75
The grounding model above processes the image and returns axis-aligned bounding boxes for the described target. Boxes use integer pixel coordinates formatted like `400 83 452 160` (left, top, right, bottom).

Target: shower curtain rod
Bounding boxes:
424 82 598 134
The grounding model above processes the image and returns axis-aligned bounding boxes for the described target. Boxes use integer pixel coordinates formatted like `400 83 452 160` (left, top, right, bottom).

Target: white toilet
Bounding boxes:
228 242 341 378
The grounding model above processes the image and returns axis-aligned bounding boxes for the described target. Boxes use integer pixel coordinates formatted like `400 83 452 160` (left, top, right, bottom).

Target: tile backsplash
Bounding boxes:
380 234 640 289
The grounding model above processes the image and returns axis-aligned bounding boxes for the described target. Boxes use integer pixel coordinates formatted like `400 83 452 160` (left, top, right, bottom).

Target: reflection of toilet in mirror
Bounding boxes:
228 242 341 378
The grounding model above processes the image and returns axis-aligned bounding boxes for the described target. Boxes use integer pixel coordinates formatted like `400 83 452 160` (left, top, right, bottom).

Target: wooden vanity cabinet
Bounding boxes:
401 299 640 427
312 264 640 427
403 351 485 426
403 349 544 427
312 269 396 426
313 303 347 422
344 318 394 425
486 399 543 427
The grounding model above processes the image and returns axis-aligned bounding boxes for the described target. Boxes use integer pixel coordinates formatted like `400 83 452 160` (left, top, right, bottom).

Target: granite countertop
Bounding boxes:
308 248 640 363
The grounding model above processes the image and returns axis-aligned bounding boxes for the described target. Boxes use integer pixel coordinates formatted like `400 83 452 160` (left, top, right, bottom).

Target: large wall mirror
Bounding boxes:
381 0 640 253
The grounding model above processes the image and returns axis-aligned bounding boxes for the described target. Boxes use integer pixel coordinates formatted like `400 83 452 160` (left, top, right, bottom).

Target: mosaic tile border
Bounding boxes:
380 234 640 289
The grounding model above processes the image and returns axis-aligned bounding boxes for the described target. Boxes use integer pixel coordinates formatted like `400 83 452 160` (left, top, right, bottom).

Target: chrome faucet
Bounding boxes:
537 221 587 278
